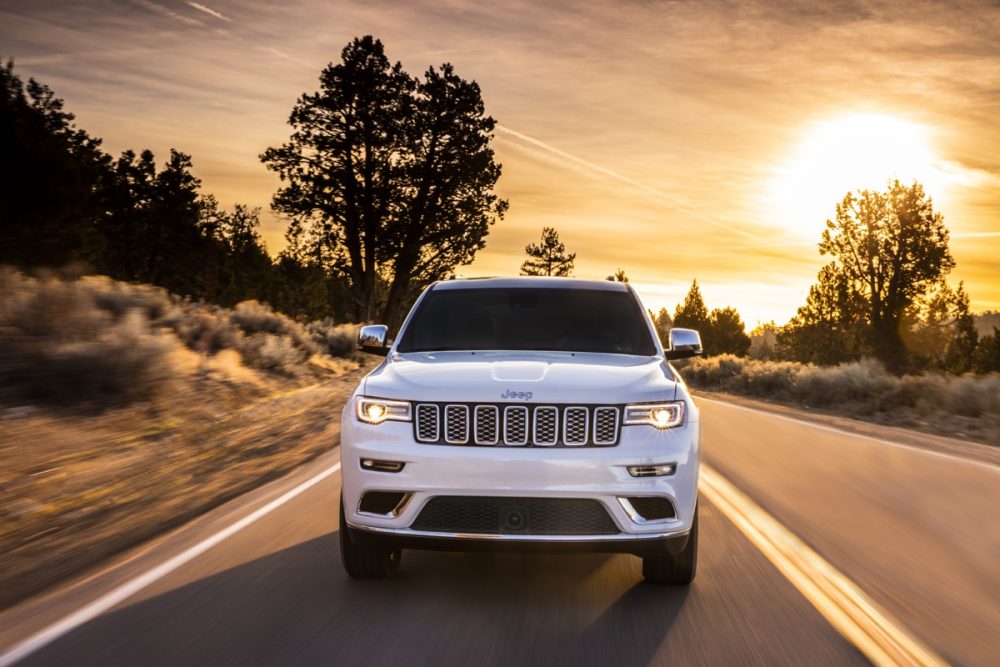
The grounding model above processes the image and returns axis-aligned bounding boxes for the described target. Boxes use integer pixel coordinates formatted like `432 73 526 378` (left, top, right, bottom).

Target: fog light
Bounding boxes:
626 463 676 477
361 458 406 473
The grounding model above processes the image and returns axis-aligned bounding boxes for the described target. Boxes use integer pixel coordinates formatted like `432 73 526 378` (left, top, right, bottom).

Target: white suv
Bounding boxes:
339 277 702 584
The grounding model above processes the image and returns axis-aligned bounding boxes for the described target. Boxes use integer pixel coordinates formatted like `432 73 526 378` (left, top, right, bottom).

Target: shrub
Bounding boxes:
230 300 319 357
795 359 894 408
159 305 242 354
679 349 1000 442
743 360 798 397
0 270 178 407
239 333 308 371
307 319 357 357
0 269 359 407
83 276 172 321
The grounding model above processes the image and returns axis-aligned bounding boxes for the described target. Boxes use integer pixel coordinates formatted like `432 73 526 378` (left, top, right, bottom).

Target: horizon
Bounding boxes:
3 0 998 326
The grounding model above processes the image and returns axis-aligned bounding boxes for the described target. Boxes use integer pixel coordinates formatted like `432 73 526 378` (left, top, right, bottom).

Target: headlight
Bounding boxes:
356 397 412 424
623 401 685 429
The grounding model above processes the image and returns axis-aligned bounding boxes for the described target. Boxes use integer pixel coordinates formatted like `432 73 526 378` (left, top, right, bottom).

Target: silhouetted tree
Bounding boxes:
613 268 628 282
200 198 275 306
901 279 978 373
778 263 868 364
673 280 709 333
944 287 979 374
748 321 779 359
0 61 110 267
521 227 575 277
817 180 954 370
98 149 210 296
708 306 751 356
649 307 672 347
973 327 1000 374
262 36 506 326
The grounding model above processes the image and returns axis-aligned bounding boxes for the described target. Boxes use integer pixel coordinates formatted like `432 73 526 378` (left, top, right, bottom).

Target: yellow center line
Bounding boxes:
699 463 948 667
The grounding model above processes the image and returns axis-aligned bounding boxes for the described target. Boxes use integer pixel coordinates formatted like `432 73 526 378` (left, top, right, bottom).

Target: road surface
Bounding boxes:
1 397 997 666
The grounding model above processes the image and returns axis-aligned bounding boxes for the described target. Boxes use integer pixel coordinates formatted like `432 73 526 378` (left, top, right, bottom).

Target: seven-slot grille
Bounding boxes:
414 403 621 447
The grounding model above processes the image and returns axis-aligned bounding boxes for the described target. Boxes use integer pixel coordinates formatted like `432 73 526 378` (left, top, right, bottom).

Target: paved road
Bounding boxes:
1 397 997 666
699 398 1000 667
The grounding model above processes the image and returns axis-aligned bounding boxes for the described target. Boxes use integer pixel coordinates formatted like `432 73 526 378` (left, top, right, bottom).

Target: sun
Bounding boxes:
767 113 945 238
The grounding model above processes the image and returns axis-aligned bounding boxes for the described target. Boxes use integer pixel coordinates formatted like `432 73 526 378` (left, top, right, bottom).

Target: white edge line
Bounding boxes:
700 463 947 667
699 396 1000 473
0 462 342 667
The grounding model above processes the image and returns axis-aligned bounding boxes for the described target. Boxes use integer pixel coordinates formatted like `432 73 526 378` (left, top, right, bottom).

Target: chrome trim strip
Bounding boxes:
346 521 690 542
532 406 558 446
617 496 679 525
444 404 470 444
473 405 499 445
562 406 589 446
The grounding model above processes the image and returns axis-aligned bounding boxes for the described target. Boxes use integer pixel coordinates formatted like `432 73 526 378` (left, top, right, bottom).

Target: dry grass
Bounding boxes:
679 355 1000 445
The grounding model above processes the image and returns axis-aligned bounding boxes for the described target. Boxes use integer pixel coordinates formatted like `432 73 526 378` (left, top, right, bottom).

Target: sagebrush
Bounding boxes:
0 269 358 408
679 354 1000 442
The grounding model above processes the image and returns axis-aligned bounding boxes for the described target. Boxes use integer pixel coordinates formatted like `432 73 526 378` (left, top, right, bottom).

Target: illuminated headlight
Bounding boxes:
624 401 685 429
356 397 412 424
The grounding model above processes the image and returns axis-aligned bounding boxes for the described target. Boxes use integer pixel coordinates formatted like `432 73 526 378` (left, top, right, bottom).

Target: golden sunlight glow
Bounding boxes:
768 113 946 238
365 404 386 422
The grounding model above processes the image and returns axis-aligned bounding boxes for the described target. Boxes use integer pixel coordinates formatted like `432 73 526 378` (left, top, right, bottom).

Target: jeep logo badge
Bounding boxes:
500 389 533 400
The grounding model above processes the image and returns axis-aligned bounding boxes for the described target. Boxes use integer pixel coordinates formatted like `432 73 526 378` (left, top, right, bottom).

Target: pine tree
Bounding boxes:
520 227 575 277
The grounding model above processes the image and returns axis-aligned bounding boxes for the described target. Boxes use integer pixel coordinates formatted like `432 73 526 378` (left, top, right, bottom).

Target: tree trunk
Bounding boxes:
871 317 906 372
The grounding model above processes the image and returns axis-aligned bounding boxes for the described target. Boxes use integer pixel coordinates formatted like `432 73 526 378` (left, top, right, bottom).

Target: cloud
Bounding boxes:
186 2 231 23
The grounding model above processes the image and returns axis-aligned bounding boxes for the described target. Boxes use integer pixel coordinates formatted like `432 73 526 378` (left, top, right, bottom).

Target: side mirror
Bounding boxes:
665 328 703 360
358 324 390 356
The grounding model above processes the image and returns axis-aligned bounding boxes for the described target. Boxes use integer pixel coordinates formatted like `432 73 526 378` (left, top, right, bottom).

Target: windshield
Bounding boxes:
396 287 657 355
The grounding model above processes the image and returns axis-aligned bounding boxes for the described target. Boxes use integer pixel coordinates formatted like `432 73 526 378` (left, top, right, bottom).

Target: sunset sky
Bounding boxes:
3 0 998 326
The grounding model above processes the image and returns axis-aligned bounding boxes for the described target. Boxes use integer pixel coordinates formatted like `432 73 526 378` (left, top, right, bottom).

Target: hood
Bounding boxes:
362 350 678 404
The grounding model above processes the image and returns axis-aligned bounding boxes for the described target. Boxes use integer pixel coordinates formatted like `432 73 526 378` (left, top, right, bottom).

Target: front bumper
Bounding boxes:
340 409 700 554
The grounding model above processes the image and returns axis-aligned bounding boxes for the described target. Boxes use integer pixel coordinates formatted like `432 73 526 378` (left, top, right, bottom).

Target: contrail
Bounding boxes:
187 1 231 22
259 46 312 68
496 124 764 244
952 230 1000 239
134 0 202 27
495 124 803 283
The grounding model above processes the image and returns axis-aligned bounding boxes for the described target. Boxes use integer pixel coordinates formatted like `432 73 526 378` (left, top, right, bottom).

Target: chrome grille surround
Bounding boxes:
473 405 499 445
593 407 620 446
415 404 439 442
563 407 589 446
503 406 529 446
532 406 558 446
444 404 470 444
412 403 621 447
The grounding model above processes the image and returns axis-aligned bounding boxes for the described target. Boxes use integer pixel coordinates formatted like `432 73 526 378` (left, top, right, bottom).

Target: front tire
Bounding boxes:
339 494 401 578
642 505 698 585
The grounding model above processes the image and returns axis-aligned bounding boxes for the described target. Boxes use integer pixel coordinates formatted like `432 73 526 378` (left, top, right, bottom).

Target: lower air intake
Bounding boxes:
411 496 620 535
359 491 409 516
625 496 676 521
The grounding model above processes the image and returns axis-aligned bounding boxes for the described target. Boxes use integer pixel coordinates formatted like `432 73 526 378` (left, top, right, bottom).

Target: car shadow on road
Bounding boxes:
22 531 691 667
